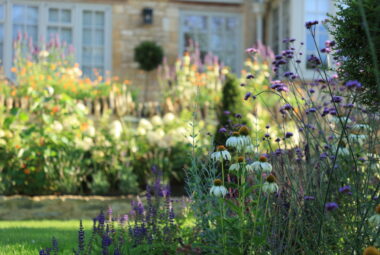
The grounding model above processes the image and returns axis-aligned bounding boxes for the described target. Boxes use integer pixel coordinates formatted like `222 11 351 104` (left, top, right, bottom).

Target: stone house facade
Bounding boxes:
0 0 334 93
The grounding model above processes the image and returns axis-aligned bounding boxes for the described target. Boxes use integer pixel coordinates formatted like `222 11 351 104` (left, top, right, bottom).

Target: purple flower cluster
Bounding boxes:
345 80 362 90
325 202 339 211
271 80 288 92
41 166 180 254
305 20 319 29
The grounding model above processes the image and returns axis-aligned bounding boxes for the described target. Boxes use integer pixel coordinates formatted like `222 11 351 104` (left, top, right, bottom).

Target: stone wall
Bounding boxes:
0 195 187 220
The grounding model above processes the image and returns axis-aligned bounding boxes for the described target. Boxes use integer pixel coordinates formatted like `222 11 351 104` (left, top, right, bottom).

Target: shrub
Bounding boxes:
134 41 164 72
214 74 249 146
329 0 380 111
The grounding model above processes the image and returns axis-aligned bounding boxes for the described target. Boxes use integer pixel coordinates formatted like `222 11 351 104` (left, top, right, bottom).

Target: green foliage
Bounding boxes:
214 74 249 146
329 0 380 111
134 41 164 72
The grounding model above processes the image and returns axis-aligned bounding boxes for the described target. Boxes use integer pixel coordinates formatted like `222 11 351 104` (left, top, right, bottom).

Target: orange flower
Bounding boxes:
11 67 17 73
23 168 31 175
51 106 60 114
123 80 131 85
80 122 89 131
11 90 17 96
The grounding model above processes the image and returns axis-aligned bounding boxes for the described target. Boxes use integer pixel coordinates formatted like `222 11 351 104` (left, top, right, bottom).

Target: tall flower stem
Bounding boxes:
221 159 227 255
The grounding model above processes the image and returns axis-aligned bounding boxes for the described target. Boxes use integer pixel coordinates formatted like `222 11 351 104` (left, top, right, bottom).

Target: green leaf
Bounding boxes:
4 116 15 129
10 108 19 116
19 112 29 122
224 199 240 213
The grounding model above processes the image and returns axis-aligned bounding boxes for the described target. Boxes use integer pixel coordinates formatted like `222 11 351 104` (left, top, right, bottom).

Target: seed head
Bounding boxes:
232 131 240 137
266 175 276 183
237 156 244 163
363 246 380 255
214 179 222 186
239 126 249 136
376 204 380 214
259 156 267 162
217 145 227 152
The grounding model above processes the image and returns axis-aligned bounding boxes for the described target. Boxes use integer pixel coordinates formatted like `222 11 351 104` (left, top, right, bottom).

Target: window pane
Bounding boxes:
93 48 104 64
211 17 223 30
94 29 104 46
95 12 104 26
83 28 92 46
210 33 223 51
61 28 72 44
83 11 92 26
27 6 38 25
184 15 207 31
26 25 38 43
13 24 23 39
47 26 59 40
226 17 238 31
13 5 25 24
49 8 59 23
61 9 71 23
82 47 92 65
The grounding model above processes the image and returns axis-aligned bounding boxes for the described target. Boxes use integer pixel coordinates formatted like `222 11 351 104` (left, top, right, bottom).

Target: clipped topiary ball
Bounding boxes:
134 41 164 72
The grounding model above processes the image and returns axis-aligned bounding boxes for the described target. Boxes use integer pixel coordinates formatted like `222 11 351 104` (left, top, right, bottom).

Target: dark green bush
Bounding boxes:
214 74 249 146
134 41 164 72
329 0 380 111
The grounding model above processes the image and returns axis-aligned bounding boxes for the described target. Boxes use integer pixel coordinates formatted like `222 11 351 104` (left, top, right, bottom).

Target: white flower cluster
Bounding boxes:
209 125 279 197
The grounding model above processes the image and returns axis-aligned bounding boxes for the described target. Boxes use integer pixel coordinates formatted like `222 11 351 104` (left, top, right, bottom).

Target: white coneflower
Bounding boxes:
250 155 272 174
244 144 255 153
226 132 245 150
210 179 228 197
229 156 245 171
348 134 367 145
262 175 279 194
350 123 371 133
368 204 380 227
238 126 252 146
211 145 231 162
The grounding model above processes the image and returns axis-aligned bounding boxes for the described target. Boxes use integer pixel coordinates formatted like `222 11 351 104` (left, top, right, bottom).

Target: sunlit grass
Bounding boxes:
0 220 92 255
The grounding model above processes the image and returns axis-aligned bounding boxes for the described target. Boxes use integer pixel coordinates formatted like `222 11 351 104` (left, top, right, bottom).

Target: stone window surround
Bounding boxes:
0 0 112 79
178 9 243 72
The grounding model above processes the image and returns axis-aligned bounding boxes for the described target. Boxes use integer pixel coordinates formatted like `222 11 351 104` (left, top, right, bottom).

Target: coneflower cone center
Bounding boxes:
266 175 275 183
214 179 222 186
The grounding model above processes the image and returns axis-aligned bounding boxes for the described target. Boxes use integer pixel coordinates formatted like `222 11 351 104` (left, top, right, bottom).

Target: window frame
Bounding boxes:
0 0 112 79
179 9 243 73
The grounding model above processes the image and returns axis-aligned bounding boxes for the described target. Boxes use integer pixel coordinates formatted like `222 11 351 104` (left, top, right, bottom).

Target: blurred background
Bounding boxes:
0 0 333 200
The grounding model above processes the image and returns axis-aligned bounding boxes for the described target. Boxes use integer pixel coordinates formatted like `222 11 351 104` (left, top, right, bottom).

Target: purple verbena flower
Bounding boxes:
244 92 252 100
285 132 293 138
218 127 227 133
331 96 343 103
246 74 255 79
325 202 339 211
339 185 352 195
304 196 315 201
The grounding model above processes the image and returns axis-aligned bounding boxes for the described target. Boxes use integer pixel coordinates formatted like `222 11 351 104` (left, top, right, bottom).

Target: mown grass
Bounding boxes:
0 220 93 255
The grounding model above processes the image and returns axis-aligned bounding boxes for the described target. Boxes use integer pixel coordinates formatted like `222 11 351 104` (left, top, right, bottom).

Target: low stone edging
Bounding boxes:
0 195 135 220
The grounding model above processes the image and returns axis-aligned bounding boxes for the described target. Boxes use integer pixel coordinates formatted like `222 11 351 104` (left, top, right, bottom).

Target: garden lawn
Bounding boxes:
0 220 93 255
